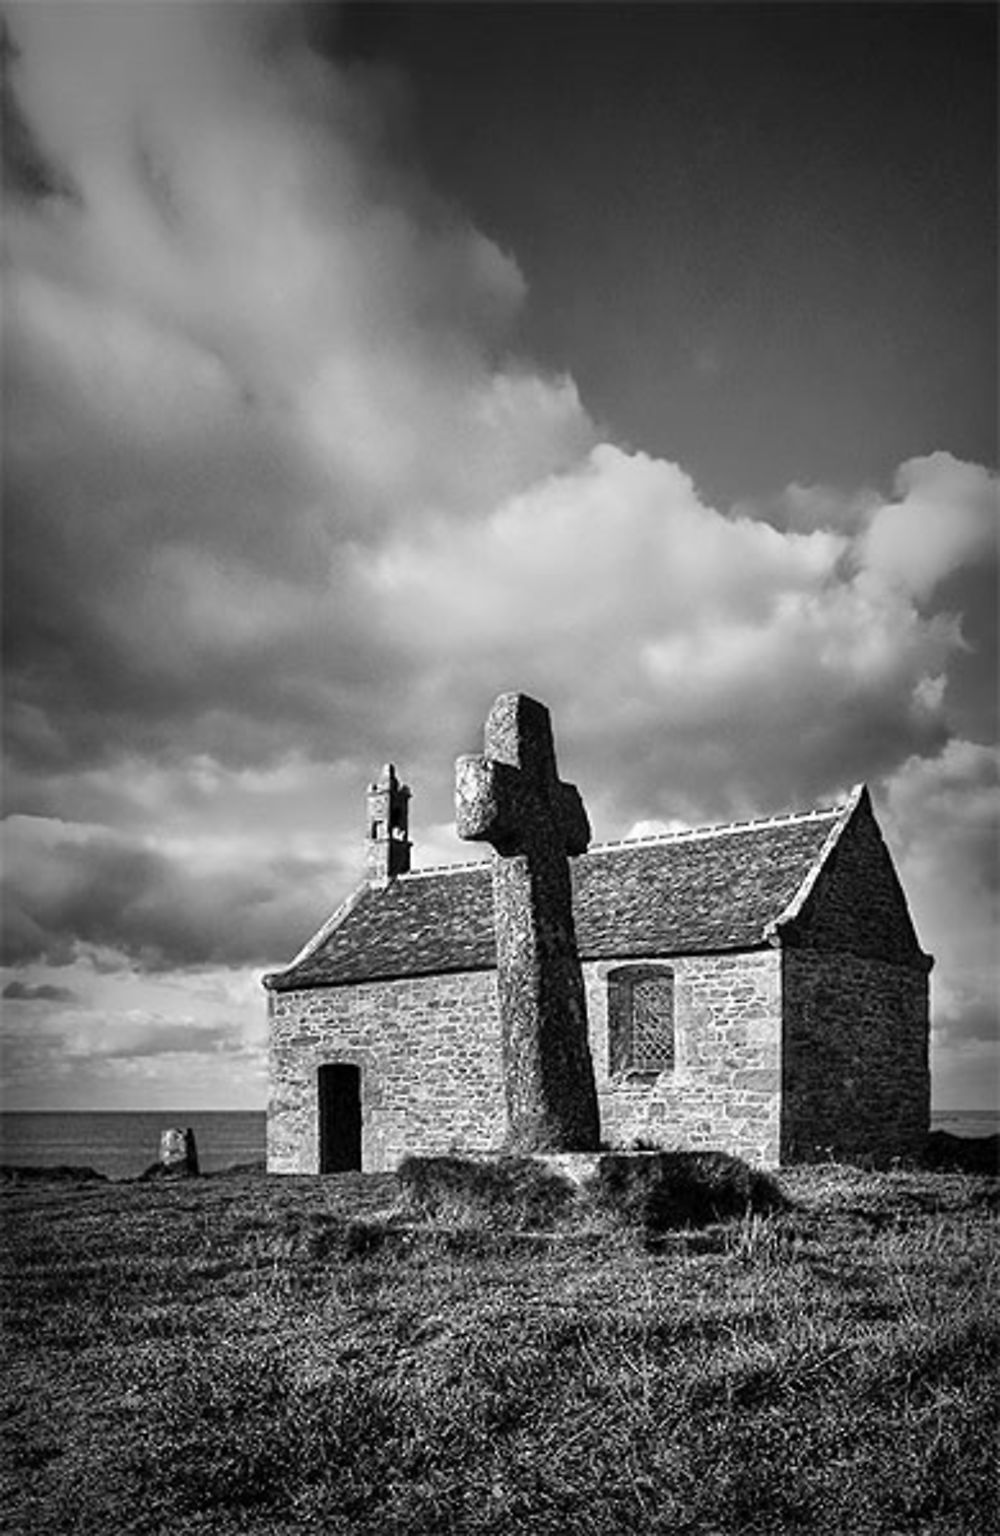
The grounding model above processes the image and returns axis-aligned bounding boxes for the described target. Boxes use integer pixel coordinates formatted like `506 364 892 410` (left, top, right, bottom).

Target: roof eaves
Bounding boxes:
763 783 866 946
262 879 371 991
268 935 778 993
271 956 496 993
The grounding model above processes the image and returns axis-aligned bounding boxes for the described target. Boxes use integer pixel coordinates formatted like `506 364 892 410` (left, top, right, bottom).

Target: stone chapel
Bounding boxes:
265 713 932 1173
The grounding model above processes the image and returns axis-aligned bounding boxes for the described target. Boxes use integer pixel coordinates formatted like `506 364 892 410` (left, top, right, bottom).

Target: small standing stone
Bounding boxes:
157 1126 199 1175
456 691 600 1153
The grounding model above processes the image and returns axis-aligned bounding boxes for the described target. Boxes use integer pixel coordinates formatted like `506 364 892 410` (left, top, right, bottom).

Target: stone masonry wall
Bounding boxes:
582 949 784 1167
268 971 505 1173
781 949 929 1164
269 949 785 1172
784 793 928 968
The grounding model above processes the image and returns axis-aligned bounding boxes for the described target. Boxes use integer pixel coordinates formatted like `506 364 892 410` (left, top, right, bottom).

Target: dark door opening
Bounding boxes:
318 1063 362 1172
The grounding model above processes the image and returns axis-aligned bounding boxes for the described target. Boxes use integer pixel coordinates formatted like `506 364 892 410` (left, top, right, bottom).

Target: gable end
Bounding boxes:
773 786 931 972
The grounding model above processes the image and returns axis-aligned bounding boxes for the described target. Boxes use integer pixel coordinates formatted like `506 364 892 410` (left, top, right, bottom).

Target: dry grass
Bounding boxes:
1 1161 997 1534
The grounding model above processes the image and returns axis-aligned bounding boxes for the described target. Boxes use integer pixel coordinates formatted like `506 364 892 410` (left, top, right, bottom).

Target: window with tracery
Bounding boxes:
608 966 675 1075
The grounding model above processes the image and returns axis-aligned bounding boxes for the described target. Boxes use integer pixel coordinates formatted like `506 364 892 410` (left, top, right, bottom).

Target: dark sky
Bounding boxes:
325 2 997 504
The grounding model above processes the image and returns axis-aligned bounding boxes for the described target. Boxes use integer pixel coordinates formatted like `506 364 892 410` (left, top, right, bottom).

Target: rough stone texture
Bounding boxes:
267 951 783 1171
777 787 930 1164
159 1130 198 1173
145 1130 198 1173
781 951 930 1163
268 971 505 1173
365 763 411 887
265 765 930 1174
778 785 930 969
455 692 600 1153
583 952 783 1166
267 807 845 991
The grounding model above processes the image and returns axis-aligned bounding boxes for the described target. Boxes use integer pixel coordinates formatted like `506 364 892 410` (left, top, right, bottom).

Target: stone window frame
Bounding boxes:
607 963 676 1078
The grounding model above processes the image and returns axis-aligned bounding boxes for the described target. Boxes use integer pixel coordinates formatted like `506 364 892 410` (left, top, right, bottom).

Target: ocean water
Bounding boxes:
0 1111 266 1181
929 1109 999 1141
0 1109 994 1181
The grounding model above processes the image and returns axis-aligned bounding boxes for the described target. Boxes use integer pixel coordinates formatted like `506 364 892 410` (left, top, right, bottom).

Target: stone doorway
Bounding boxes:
318 1063 362 1172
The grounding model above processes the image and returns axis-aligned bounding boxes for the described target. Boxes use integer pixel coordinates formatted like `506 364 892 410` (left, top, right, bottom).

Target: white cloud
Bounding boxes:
860 453 997 601
3 0 596 783
361 442 971 820
5 0 586 538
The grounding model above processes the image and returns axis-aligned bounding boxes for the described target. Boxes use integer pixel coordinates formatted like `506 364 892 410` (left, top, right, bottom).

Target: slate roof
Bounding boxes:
264 795 855 992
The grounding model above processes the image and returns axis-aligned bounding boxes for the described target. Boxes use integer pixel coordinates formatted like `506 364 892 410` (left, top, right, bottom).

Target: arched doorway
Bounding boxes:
317 1063 362 1172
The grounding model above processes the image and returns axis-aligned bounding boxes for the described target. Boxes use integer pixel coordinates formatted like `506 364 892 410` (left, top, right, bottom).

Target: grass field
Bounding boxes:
2 1161 997 1535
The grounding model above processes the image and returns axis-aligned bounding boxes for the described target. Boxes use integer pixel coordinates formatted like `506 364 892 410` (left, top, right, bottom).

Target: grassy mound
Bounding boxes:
587 1149 788 1233
398 1149 787 1236
397 1154 575 1229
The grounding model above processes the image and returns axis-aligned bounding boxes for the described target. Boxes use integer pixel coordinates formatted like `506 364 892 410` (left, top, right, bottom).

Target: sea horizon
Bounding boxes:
0 1109 267 1181
1 1107 996 1182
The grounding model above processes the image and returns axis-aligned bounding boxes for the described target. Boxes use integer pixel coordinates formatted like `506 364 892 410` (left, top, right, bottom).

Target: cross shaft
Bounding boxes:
456 692 600 1153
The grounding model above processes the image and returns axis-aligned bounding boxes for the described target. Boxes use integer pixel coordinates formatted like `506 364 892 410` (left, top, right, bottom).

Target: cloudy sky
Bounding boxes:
2 1 996 1113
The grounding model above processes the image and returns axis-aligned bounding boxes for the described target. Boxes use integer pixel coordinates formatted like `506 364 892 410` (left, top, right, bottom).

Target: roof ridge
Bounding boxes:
396 801 844 878
588 802 842 853
402 859 490 878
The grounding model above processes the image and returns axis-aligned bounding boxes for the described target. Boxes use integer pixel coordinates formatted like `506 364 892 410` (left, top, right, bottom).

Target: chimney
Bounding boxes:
365 763 411 886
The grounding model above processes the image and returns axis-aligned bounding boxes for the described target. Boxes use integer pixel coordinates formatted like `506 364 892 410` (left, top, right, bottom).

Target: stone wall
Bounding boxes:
269 948 786 1172
781 949 930 1164
268 971 505 1173
270 939 929 1173
582 950 784 1166
784 792 930 968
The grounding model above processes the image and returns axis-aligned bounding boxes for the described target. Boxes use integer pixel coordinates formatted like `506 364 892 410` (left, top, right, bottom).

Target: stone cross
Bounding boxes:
455 692 600 1153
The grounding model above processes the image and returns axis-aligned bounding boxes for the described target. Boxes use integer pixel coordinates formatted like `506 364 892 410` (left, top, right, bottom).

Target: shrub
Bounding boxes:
923 1131 999 1175
586 1149 788 1234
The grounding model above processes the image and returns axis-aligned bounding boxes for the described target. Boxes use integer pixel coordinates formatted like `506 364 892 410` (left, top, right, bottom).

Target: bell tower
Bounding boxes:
365 763 411 886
